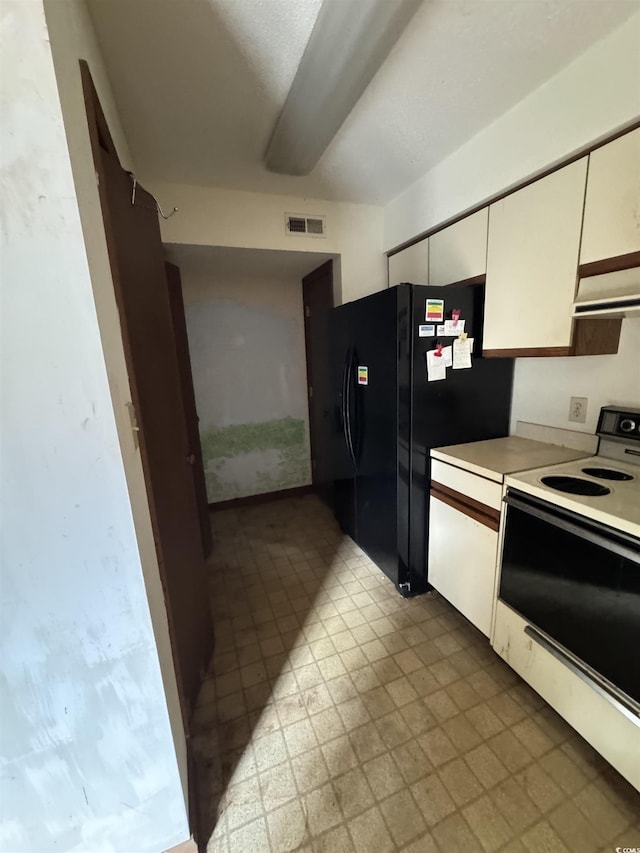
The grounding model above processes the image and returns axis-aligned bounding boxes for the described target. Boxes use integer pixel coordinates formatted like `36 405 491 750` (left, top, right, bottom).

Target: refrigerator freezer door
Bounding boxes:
350 287 402 584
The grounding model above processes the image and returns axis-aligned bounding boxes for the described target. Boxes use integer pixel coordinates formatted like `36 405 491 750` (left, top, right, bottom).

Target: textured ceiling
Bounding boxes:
88 0 638 205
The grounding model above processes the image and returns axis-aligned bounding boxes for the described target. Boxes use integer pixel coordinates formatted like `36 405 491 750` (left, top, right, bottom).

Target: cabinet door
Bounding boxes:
388 238 429 287
428 496 498 636
484 158 588 355
580 128 640 265
429 208 488 285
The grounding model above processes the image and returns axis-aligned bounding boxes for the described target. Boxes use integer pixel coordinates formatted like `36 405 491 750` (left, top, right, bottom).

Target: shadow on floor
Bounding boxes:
192 494 348 848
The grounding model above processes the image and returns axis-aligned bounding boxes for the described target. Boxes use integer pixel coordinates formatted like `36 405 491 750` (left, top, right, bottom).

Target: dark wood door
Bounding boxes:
165 262 213 559
303 261 334 506
81 63 213 721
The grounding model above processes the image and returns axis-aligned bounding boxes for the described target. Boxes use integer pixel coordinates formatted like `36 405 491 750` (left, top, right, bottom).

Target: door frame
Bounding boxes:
80 60 205 842
302 259 334 495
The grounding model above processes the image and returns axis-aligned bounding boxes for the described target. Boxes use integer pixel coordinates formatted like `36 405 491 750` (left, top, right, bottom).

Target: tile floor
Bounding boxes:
192 495 640 853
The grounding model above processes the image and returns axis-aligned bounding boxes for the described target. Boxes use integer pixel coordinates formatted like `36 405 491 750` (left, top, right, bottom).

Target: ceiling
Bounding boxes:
165 244 335 279
88 0 637 206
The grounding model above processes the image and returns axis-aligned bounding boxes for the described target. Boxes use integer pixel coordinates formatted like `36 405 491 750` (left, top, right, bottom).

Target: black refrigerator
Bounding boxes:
331 282 513 596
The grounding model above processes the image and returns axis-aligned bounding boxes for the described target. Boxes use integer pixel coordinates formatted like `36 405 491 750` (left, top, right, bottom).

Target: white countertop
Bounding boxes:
431 436 591 483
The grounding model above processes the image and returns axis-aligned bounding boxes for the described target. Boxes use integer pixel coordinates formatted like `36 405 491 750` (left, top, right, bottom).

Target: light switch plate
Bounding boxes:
568 396 588 424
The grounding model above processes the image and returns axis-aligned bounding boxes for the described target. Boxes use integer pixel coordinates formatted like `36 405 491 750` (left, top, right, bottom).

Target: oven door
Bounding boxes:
499 489 640 708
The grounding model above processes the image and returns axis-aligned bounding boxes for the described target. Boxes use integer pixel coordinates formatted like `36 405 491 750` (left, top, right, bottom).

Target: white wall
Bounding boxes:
176 256 312 501
150 182 386 305
384 11 640 250
43 0 189 817
0 2 188 850
511 319 640 435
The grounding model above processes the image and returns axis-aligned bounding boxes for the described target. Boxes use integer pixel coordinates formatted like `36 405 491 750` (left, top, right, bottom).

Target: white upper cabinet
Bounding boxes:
429 208 488 285
388 238 429 287
580 128 640 265
484 158 588 354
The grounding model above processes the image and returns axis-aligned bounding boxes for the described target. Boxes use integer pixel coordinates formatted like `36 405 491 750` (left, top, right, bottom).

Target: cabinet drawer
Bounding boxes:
492 601 640 790
431 459 501 511
428 496 499 636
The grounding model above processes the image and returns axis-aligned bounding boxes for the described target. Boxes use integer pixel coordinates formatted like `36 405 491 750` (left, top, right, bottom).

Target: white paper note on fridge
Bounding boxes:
452 338 472 369
426 349 446 381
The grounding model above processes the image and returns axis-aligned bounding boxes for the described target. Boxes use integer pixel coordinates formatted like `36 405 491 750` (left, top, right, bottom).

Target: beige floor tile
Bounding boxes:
439 756 485 806
446 678 483 711
442 713 483 752
266 799 307 852
325 673 356 705
349 722 387 763
548 800 605 852
515 763 565 814
283 717 318 758
349 663 382 694
222 775 263 831
375 709 413 750
304 781 343 835
333 766 375 819
411 773 457 827
487 730 533 774
512 716 557 759
380 788 426 847
358 684 395 721
538 747 588 796
309 706 345 745
311 824 356 853
463 793 514 852
371 656 404 684
321 733 360 777
317 653 348 681
465 743 510 790
228 816 270 853
573 781 630 841
423 688 460 722
465 702 505 739
391 740 431 785
291 747 330 794
407 666 440 697
521 820 571 853
490 777 541 835
363 752 406 800
432 811 484 853
418 726 458 767
346 805 395 853
259 760 297 812
195 497 640 853
336 696 371 732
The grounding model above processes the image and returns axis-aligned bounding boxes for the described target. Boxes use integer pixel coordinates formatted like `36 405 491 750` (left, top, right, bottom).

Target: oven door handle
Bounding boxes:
504 492 640 565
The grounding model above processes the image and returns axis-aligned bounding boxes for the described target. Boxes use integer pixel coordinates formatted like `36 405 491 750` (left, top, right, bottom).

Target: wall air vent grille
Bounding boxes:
285 213 326 238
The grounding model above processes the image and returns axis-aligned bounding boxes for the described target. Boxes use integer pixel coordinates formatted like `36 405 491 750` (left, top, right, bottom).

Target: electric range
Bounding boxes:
493 407 640 791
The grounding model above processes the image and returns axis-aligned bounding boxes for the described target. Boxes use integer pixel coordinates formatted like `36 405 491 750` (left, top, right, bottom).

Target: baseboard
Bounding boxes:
209 484 314 511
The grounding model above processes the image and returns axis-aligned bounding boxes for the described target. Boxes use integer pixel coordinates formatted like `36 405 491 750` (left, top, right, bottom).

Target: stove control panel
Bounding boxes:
597 406 640 443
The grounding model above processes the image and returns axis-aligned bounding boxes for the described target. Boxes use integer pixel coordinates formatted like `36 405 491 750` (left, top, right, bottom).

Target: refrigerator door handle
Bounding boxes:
344 350 357 468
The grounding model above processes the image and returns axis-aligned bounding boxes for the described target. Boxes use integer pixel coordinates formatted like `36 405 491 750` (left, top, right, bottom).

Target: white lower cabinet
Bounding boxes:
428 495 498 637
492 601 640 790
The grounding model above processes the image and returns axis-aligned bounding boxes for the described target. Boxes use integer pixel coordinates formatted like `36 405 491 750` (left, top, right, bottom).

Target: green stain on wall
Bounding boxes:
201 417 311 502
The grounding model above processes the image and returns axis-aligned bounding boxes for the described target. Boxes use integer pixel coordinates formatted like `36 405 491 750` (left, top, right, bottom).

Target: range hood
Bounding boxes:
573 265 640 319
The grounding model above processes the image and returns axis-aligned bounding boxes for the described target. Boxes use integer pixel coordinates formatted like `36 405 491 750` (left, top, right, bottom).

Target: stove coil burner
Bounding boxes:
581 467 633 482
540 476 611 496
